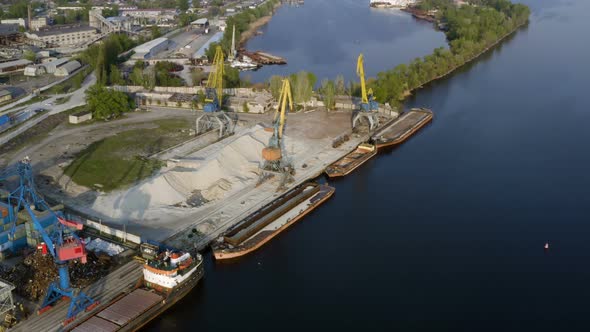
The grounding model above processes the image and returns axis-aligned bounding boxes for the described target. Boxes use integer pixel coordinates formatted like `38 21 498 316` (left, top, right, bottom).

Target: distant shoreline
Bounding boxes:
239 2 283 48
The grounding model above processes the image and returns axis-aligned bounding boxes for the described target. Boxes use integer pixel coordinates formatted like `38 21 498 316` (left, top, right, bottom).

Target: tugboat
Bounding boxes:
70 243 204 332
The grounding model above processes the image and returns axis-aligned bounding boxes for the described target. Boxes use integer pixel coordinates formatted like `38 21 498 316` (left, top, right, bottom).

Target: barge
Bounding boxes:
371 108 433 149
212 182 335 260
325 143 377 178
70 244 204 332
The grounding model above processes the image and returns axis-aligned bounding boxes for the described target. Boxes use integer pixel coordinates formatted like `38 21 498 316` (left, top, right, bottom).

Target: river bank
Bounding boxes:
403 20 529 98
239 2 283 48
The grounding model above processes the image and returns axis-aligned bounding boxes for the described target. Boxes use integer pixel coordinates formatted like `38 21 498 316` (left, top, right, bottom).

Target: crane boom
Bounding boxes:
357 54 368 104
204 46 224 112
275 79 293 139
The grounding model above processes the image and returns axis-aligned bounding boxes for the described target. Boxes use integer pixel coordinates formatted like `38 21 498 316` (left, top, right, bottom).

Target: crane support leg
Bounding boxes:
39 262 96 320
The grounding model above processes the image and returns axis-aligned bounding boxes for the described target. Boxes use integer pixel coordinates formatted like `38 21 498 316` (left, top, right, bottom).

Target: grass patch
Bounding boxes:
64 118 193 191
43 66 92 95
0 106 94 164
55 96 71 105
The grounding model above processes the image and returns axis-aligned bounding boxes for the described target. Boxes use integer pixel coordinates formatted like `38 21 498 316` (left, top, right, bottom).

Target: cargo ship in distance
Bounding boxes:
370 0 417 8
70 243 204 332
325 143 377 178
212 182 335 260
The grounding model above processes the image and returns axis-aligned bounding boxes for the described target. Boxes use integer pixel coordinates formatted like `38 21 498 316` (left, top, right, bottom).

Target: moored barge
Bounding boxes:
371 108 432 149
325 143 377 178
70 244 204 332
212 183 335 260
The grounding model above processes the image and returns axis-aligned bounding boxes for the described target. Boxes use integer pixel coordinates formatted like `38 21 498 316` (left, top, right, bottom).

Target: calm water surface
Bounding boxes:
148 0 590 330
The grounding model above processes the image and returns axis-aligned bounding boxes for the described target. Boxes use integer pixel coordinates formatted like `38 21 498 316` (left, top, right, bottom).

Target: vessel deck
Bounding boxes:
371 108 432 148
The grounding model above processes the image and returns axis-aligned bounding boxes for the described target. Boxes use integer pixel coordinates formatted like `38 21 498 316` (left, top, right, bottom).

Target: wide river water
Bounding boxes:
148 0 590 330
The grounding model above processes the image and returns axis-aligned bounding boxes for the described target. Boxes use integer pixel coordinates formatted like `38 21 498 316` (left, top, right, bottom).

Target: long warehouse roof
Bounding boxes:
192 31 223 59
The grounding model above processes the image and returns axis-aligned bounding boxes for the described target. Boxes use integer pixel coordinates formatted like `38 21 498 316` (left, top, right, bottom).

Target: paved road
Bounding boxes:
0 74 96 146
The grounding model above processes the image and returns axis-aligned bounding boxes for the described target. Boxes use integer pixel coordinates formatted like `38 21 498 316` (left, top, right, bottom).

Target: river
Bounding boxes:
147 0 590 330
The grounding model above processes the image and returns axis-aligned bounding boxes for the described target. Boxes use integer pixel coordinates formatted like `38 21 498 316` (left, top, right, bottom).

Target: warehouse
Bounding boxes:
0 59 32 74
24 65 46 77
132 37 169 60
54 60 81 77
0 90 12 103
25 24 98 47
42 58 70 74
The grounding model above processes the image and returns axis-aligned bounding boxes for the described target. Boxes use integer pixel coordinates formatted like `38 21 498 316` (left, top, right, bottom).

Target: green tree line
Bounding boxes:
78 34 139 86
205 0 280 61
369 0 530 106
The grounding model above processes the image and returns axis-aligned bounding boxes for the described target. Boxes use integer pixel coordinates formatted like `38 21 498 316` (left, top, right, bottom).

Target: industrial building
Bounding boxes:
120 8 178 19
69 111 93 124
0 59 32 74
192 31 223 62
25 24 98 48
1 17 47 31
0 90 12 103
0 24 21 46
24 65 46 77
54 60 81 76
42 58 70 74
132 37 169 59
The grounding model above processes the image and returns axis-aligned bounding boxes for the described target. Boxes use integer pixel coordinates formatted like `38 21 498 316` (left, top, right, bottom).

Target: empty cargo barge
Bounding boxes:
212 182 335 260
371 108 433 149
69 244 204 332
325 143 377 177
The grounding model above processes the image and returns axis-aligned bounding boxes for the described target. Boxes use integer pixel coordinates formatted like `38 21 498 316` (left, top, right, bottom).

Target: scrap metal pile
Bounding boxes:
0 251 112 301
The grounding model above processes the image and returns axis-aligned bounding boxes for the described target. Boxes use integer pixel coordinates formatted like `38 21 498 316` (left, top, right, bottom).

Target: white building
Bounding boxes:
31 17 48 31
26 24 98 48
69 111 93 124
0 17 47 31
42 58 70 74
24 65 46 77
0 18 26 28
54 60 81 76
0 59 32 74
120 8 178 21
132 37 169 59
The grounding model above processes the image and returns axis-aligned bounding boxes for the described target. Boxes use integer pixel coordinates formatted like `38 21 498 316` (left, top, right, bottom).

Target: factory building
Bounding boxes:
54 60 81 77
132 37 169 60
25 24 98 48
0 59 32 74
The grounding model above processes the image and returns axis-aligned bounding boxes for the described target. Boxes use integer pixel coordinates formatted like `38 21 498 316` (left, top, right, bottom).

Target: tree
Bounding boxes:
335 75 345 95
151 25 162 39
268 75 283 100
85 86 134 120
177 0 189 12
290 71 314 110
109 65 124 85
320 79 336 110
130 67 144 86
23 50 36 62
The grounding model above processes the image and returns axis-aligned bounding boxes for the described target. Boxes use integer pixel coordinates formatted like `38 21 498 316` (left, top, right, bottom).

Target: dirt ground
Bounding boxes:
4 104 372 247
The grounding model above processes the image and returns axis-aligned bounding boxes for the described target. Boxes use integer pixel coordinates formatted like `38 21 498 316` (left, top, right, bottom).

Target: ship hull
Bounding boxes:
120 266 204 332
325 144 377 178
213 185 335 260
371 108 433 149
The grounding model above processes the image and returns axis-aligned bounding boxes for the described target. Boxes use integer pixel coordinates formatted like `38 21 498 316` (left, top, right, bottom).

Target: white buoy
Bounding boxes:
544 242 549 250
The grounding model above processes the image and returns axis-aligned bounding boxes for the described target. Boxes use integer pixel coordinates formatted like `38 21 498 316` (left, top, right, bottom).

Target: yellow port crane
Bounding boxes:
204 46 224 112
260 79 295 189
356 53 378 112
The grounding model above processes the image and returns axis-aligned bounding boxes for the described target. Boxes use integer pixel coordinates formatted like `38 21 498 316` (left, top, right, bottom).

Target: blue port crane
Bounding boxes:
0 157 97 325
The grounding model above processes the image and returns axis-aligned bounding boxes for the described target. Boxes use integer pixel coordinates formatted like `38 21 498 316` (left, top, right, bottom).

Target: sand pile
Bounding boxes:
90 125 273 220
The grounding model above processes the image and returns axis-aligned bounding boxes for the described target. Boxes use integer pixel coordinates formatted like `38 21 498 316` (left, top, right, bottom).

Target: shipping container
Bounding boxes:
0 115 9 126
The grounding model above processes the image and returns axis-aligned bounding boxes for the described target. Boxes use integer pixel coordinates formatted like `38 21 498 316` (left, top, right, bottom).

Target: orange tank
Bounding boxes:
262 147 281 161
